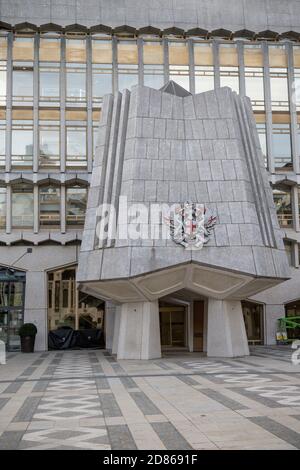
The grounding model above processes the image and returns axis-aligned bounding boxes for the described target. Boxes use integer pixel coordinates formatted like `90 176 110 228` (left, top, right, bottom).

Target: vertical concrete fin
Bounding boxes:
232 93 276 248
107 89 131 248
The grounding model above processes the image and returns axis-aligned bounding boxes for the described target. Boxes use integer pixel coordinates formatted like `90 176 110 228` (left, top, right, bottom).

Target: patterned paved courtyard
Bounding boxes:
0 346 300 450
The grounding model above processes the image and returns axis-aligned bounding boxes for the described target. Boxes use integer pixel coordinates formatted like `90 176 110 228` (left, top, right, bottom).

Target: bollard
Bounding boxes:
0 340 6 365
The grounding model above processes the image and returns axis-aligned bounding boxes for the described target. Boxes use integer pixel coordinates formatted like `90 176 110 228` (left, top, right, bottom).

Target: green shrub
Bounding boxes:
18 323 37 337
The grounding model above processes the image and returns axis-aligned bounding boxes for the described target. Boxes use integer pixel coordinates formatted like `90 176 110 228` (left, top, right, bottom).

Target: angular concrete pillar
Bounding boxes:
207 298 249 357
117 301 161 360
112 305 121 355
105 301 116 351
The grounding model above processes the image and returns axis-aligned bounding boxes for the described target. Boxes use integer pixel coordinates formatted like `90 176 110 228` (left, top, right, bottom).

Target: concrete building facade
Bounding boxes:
0 0 300 353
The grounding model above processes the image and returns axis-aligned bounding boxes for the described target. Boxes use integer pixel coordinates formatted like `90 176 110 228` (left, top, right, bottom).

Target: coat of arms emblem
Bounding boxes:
164 203 217 250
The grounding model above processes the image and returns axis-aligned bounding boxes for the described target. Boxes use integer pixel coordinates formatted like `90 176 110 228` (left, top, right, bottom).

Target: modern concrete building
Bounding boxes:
0 0 300 353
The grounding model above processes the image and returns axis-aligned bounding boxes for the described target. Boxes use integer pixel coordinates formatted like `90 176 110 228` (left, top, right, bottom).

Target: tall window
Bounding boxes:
168 41 189 90
39 37 60 106
117 40 138 91
66 110 87 169
273 187 292 228
244 44 265 110
39 109 60 169
143 40 164 89
194 42 214 93
255 113 268 168
92 38 112 104
66 186 87 226
0 186 6 229
0 111 5 168
39 185 60 227
272 114 292 171
0 35 7 106
66 38 86 106
219 43 239 93
92 109 101 159
12 36 34 106
12 184 34 229
11 109 33 169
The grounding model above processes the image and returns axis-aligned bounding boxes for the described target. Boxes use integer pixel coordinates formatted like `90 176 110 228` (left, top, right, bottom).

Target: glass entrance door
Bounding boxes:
159 306 186 348
0 269 26 351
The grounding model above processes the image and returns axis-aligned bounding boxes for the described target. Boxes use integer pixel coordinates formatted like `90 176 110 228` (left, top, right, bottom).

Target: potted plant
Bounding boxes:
19 323 37 353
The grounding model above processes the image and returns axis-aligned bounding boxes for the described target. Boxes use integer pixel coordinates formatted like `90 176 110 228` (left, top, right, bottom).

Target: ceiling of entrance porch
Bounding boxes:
78 262 284 303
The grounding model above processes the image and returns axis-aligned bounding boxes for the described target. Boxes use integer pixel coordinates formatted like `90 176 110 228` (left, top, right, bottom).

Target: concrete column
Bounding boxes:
207 298 249 357
24 271 48 351
105 300 116 351
117 301 161 360
112 305 121 354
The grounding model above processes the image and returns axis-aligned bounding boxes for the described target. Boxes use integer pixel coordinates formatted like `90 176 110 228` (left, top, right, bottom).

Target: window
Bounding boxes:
66 64 86 102
256 119 268 168
66 186 87 226
92 39 112 102
12 184 34 228
244 45 264 110
13 67 33 102
0 115 5 168
39 186 60 227
273 187 292 228
269 46 289 111
66 38 86 63
117 40 138 91
194 43 214 93
66 110 87 169
40 69 60 101
168 41 189 90
0 62 6 106
12 110 33 169
0 187 6 228
272 114 292 170
39 109 60 169
92 110 101 159
143 40 164 89
284 240 293 266
242 301 264 345
293 46 300 111
219 44 239 93
13 37 34 61
39 37 60 62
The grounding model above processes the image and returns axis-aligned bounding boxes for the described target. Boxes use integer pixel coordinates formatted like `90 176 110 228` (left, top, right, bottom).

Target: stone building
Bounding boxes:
0 0 299 353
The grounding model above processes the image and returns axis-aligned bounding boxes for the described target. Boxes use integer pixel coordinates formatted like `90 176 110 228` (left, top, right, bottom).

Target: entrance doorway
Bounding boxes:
0 268 26 351
159 305 186 349
193 301 204 352
242 300 264 345
285 300 300 340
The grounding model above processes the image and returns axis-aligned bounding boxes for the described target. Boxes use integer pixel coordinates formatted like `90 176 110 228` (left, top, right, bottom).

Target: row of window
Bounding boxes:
1 35 300 172
0 184 87 229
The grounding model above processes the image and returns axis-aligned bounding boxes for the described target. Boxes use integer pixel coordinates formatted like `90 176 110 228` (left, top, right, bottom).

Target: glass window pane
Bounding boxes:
13 37 34 61
66 186 87 226
143 41 164 64
118 65 138 91
66 39 86 63
12 130 33 156
168 42 189 65
12 184 33 228
66 70 86 98
272 114 292 170
39 129 60 157
13 70 33 96
195 66 214 93
40 71 60 97
92 67 112 97
39 186 60 226
0 70 6 101
0 37 7 60
39 38 60 62
244 44 263 67
269 45 288 68
219 44 238 66
194 43 213 66
143 65 164 89
169 66 190 90
0 129 5 156
66 128 87 168
92 40 112 63
117 41 138 64
273 187 292 227
0 187 6 228
245 67 264 109
220 66 239 93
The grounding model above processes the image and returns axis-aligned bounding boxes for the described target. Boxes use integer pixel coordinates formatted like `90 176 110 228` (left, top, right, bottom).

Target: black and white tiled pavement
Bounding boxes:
0 346 300 450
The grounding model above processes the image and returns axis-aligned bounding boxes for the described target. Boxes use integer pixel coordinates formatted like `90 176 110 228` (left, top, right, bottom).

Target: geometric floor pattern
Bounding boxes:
0 345 300 450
